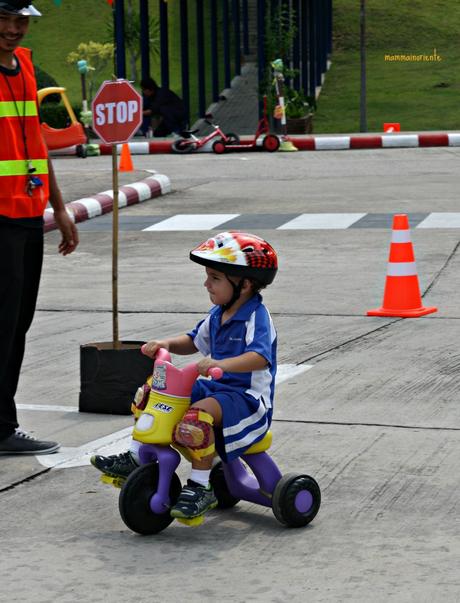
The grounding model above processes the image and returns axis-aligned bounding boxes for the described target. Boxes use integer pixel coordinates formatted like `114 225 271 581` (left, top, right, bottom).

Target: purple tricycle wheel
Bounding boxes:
295 489 314 513
119 463 182 535
272 473 321 528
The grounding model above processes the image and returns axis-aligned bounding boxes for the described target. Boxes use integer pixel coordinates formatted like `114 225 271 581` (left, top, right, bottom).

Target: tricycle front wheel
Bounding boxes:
272 473 321 528
119 462 182 535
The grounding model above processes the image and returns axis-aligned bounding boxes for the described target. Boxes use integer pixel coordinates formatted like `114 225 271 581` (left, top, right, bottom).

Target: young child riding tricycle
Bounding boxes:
92 232 320 533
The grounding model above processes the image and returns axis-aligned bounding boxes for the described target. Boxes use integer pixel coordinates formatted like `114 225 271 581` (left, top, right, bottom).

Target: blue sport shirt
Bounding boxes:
188 294 277 409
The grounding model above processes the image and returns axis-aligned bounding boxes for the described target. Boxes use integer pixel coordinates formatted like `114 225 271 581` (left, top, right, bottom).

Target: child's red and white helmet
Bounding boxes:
190 231 278 285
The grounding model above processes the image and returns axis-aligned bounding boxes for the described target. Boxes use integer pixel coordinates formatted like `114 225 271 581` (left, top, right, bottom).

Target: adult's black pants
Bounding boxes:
0 223 43 439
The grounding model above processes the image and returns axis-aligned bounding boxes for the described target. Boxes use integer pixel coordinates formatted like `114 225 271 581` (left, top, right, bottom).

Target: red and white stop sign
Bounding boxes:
92 79 143 144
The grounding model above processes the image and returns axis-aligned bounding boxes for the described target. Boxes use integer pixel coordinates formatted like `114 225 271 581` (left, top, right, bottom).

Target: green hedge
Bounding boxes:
39 102 83 129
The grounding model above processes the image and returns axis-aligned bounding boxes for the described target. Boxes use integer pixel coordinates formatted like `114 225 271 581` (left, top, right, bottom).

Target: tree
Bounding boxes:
67 41 114 102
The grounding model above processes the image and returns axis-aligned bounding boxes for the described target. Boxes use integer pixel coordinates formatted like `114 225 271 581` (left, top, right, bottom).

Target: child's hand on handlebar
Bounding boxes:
142 340 169 358
197 356 221 377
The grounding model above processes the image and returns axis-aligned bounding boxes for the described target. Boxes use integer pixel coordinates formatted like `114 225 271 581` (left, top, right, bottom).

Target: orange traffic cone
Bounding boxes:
383 122 400 133
118 143 134 172
367 214 437 318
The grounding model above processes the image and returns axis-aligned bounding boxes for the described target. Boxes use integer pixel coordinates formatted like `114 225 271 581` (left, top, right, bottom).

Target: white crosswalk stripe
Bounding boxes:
143 213 239 231
278 213 366 230
417 213 460 229
76 212 460 232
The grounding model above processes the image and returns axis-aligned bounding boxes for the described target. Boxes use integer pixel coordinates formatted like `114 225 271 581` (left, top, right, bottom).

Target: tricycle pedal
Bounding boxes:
175 515 205 527
100 474 125 489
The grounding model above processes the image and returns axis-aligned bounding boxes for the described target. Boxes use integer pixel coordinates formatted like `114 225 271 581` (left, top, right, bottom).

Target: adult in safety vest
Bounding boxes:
0 0 79 455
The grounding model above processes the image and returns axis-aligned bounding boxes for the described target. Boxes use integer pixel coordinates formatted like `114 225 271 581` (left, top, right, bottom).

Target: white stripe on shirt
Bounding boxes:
193 315 211 356
245 311 256 345
245 310 276 408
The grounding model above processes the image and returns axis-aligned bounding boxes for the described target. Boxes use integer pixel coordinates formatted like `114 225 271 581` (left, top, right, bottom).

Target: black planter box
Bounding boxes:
286 114 313 134
79 341 152 415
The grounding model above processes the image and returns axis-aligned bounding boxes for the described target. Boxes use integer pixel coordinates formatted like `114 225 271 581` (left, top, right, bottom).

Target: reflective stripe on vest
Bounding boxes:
0 159 49 177
0 100 38 118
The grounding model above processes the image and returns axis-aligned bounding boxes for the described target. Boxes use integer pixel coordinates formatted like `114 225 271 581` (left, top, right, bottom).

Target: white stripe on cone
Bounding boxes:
391 230 412 243
387 261 418 276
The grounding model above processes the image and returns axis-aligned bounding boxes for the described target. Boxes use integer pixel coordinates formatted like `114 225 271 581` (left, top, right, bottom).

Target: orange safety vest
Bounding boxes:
0 47 49 219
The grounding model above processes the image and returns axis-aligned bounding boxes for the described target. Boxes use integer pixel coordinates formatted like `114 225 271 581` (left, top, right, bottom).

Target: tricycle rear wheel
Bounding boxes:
272 473 321 527
119 462 182 535
210 462 240 509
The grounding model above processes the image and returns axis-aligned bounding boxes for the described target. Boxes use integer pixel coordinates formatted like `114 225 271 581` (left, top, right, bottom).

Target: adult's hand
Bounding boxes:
53 208 79 255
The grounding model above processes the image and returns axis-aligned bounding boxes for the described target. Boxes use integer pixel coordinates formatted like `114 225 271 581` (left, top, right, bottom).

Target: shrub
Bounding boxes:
39 102 83 129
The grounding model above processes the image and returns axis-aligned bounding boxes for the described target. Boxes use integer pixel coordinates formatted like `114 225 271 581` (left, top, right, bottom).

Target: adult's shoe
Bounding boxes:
0 429 60 455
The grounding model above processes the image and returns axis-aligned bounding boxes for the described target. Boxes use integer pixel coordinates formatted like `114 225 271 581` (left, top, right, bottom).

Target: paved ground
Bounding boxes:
1 146 460 602
192 61 260 135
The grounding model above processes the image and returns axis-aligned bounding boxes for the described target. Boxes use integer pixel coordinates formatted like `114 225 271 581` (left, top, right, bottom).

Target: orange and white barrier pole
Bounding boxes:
367 214 437 318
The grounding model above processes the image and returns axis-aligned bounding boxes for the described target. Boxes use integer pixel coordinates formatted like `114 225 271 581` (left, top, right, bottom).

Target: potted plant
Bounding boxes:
285 88 315 134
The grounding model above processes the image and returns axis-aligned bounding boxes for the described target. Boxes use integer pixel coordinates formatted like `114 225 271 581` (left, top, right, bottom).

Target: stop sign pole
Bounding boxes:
92 79 143 348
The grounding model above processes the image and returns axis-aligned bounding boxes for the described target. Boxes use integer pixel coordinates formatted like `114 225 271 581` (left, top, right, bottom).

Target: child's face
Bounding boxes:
204 267 235 306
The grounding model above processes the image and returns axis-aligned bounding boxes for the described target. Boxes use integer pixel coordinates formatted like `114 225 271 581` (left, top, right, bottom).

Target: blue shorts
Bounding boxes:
191 378 272 463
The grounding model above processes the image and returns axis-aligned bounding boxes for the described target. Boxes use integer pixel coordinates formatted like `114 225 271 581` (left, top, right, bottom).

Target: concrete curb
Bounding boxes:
98 141 173 155
48 132 460 159
92 132 460 155
292 132 460 151
44 173 171 233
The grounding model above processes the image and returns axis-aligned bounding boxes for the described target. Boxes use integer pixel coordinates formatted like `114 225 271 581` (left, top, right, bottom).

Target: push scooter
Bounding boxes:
108 348 321 535
217 96 280 153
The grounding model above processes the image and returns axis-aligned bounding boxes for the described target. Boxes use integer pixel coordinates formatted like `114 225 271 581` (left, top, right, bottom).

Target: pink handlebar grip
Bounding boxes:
207 367 223 380
141 345 171 362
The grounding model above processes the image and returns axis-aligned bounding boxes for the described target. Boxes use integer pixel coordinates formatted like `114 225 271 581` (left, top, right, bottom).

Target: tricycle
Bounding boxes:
104 347 321 535
171 114 240 154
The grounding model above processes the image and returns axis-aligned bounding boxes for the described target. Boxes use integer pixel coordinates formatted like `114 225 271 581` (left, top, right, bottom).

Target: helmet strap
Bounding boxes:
221 276 244 312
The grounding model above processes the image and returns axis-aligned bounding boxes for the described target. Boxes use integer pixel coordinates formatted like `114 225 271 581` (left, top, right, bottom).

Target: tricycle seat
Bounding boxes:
244 430 272 455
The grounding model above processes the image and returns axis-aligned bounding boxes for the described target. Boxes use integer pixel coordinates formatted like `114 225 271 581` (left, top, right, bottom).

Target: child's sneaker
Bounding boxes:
90 451 139 478
170 480 218 519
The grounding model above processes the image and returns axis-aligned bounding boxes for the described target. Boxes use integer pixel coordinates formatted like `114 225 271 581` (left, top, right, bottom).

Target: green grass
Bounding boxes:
24 0 114 102
23 0 234 123
314 0 460 133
